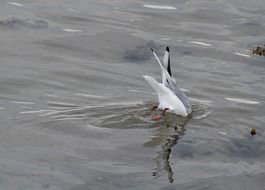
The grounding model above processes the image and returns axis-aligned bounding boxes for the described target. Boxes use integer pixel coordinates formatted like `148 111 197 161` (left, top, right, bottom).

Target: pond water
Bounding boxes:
0 0 265 189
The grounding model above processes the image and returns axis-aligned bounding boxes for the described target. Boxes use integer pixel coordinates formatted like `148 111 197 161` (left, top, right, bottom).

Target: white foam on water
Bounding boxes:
63 28 82 32
143 4 177 10
74 93 107 99
44 93 59 98
40 110 62 116
225 97 259 104
218 131 227 135
190 41 212 47
234 52 250 58
11 101 35 105
6 1 24 7
0 107 5 110
20 110 55 114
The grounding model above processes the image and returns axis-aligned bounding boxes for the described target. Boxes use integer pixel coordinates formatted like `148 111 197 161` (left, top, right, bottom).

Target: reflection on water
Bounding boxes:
14 96 208 184
144 117 188 183
14 97 208 183
1 0 265 189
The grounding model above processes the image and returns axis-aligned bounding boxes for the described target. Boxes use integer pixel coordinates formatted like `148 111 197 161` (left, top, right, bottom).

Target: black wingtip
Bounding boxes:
166 46 170 52
150 48 154 52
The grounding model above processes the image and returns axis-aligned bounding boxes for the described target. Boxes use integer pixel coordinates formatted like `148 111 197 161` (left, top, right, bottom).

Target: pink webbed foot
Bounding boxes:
151 115 161 121
151 108 170 121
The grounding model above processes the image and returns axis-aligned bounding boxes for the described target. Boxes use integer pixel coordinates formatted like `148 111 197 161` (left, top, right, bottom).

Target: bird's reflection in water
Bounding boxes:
143 116 188 183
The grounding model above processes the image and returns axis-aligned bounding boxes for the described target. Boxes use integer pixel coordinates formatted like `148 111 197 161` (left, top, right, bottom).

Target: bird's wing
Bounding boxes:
151 47 172 86
151 48 192 114
163 46 172 77
151 48 172 86
170 81 192 114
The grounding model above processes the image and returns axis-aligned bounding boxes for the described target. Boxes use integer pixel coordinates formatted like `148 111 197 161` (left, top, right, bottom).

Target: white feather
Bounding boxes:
144 48 192 117
143 75 188 116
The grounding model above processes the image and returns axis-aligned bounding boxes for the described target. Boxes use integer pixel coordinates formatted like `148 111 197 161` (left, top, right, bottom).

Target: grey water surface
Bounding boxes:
0 0 265 189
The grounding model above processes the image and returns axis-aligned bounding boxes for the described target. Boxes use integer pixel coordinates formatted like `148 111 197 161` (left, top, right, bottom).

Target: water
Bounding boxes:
0 0 265 189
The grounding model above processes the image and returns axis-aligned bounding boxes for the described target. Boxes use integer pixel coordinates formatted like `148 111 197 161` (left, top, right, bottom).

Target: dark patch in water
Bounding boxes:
243 22 260 27
124 41 164 62
225 133 265 160
36 31 151 62
0 17 48 29
145 123 188 183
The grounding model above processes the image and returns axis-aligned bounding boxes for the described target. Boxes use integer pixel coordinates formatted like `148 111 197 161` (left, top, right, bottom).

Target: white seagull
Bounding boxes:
143 47 192 117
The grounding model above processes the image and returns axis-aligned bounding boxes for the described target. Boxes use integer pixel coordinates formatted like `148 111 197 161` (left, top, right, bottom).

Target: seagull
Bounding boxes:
143 47 191 118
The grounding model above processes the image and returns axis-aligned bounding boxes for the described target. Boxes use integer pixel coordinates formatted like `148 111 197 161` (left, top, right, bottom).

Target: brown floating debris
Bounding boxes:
252 45 265 56
250 128 256 136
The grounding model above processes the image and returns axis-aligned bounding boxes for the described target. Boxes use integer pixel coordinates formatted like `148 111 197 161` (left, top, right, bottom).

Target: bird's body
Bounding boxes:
143 47 191 117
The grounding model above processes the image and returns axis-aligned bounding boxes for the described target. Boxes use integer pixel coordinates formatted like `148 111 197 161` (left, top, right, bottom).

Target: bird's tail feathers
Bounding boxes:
150 49 172 83
143 75 160 90
143 75 167 97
